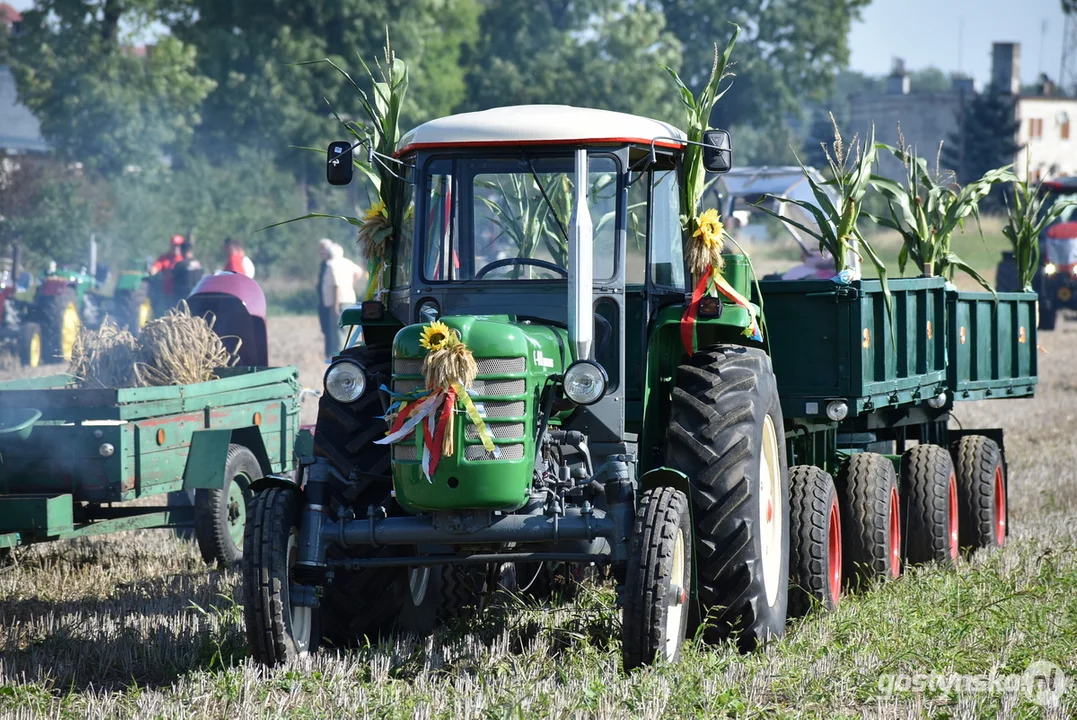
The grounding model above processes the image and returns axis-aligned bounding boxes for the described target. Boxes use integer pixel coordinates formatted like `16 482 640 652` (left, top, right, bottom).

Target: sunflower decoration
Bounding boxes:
687 208 727 280
376 319 495 480
357 199 394 261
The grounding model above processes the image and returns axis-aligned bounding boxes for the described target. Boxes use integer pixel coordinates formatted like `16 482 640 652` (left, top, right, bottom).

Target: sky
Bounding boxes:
6 0 1073 89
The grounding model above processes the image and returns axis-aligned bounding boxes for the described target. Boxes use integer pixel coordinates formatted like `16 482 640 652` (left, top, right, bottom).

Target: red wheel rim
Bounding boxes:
994 466 1007 546
888 487 901 578
948 473 959 559
827 497 842 606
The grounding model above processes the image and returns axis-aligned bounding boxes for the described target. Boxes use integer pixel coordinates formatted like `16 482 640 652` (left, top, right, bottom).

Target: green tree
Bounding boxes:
943 89 1021 194
464 0 681 122
656 0 870 132
10 0 215 175
170 0 480 164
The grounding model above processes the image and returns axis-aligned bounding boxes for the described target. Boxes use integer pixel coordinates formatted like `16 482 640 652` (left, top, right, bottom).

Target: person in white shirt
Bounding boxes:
319 240 367 359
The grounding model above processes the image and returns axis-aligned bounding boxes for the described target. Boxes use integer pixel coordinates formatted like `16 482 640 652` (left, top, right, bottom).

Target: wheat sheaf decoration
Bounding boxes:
376 320 498 480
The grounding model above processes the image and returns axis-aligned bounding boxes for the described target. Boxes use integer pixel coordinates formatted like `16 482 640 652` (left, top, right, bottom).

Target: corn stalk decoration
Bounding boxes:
265 33 409 300
663 25 763 352
869 142 1015 291
1003 163 1075 291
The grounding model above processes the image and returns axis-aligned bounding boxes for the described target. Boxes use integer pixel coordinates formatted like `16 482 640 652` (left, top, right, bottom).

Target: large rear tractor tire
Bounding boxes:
901 444 959 566
788 465 842 616
41 289 81 363
838 453 901 587
243 487 317 666
18 321 42 368
622 486 692 669
114 284 153 335
665 344 790 651
951 436 1007 550
194 444 260 566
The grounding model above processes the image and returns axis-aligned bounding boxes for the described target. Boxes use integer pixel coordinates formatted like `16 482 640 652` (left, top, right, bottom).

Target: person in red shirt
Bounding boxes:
221 237 255 278
149 234 185 305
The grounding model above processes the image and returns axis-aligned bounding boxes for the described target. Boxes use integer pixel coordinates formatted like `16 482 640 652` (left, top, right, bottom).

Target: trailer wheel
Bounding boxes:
622 485 692 669
901 445 959 566
788 465 842 616
18 322 42 368
951 436 1007 549
665 344 789 651
114 284 152 334
194 444 260 566
41 289 81 363
838 453 901 586
242 487 316 666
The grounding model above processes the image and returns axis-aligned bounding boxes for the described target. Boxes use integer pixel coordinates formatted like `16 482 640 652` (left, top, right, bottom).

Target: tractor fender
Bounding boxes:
249 474 304 497
181 427 273 490
638 467 691 497
38 279 71 297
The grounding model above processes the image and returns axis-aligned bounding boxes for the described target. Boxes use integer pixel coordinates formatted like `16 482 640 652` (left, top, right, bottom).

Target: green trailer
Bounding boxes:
239 104 1037 671
0 366 300 564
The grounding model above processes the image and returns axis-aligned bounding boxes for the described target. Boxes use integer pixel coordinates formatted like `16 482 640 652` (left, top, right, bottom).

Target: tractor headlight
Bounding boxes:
1045 262 1058 276
562 360 608 406
324 360 367 403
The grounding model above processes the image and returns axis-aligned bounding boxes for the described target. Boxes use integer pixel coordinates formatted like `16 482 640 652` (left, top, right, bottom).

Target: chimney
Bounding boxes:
951 75 976 95
887 57 910 95
992 42 1021 95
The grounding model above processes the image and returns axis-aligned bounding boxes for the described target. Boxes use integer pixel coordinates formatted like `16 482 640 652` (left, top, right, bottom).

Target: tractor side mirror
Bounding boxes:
327 141 354 186
702 129 732 174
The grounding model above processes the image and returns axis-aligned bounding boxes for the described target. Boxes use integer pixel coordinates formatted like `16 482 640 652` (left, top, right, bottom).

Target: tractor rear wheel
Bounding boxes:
114 284 153 334
194 444 260 566
41 288 81 363
788 465 842 616
951 436 1007 549
665 344 789 651
622 485 692 669
901 444 959 566
243 487 317 666
18 322 42 368
838 453 901 586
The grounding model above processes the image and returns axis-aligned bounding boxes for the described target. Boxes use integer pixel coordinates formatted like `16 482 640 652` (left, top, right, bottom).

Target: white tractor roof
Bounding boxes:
397 105 686 155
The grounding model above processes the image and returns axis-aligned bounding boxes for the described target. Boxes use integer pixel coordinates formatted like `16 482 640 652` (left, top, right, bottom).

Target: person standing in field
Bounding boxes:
148 234 185 309
221 237 255 278
320 240 367 360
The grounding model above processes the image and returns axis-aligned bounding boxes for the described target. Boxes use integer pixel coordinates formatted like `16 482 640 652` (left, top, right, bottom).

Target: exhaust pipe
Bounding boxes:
568 149 593 360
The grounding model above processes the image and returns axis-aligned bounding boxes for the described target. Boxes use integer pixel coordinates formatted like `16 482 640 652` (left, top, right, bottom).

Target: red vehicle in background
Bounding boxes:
997 176 1077 330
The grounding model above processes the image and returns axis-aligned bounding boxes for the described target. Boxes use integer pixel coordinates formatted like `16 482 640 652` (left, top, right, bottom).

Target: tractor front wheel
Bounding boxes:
41 289 81 363
665 344 789 651
194 444 260 566
114 284 153 334
788 465 842 616
242 487 317 666
622 485 692 669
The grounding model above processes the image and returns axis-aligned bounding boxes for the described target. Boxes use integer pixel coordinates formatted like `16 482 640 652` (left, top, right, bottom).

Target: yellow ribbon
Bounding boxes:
453 382 497 454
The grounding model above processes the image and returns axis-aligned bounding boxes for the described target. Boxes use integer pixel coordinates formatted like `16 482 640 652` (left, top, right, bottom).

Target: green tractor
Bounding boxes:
243 106 788 668
242 105 1032 669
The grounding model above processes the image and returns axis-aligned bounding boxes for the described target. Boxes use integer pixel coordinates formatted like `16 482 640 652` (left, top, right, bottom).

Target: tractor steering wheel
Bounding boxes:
474 257 568 279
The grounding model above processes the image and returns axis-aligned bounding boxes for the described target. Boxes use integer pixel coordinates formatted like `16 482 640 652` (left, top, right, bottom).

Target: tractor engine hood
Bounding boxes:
389 315 570 514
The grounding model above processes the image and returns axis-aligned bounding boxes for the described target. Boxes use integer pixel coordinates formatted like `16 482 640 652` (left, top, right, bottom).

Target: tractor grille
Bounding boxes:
466 421 525 440
390 355 529 464
465 443 525 461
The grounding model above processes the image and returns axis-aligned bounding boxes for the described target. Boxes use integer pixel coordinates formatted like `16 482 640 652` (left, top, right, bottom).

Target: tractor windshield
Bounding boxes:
420 154 619 282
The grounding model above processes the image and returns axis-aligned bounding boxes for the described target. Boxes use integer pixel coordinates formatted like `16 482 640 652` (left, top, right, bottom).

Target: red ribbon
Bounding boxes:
681 267 713 354
424 386 456 476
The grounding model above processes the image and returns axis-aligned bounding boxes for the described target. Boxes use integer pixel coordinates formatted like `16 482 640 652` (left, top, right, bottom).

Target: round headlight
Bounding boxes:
325 360 367 403
1045 262 1058 276
562 360 608 405
825 400 849 422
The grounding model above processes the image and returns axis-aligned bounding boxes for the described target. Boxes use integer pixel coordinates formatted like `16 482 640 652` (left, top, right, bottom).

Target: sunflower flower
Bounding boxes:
419 321 453 352
693 208 725 250
364 200 388 221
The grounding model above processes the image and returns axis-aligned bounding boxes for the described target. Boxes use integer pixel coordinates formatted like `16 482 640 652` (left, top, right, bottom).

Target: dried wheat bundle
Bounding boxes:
134 301 240 387
69 319 138 389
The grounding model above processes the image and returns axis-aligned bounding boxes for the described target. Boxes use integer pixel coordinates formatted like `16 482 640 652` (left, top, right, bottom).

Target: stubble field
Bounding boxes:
0 310 1076 719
